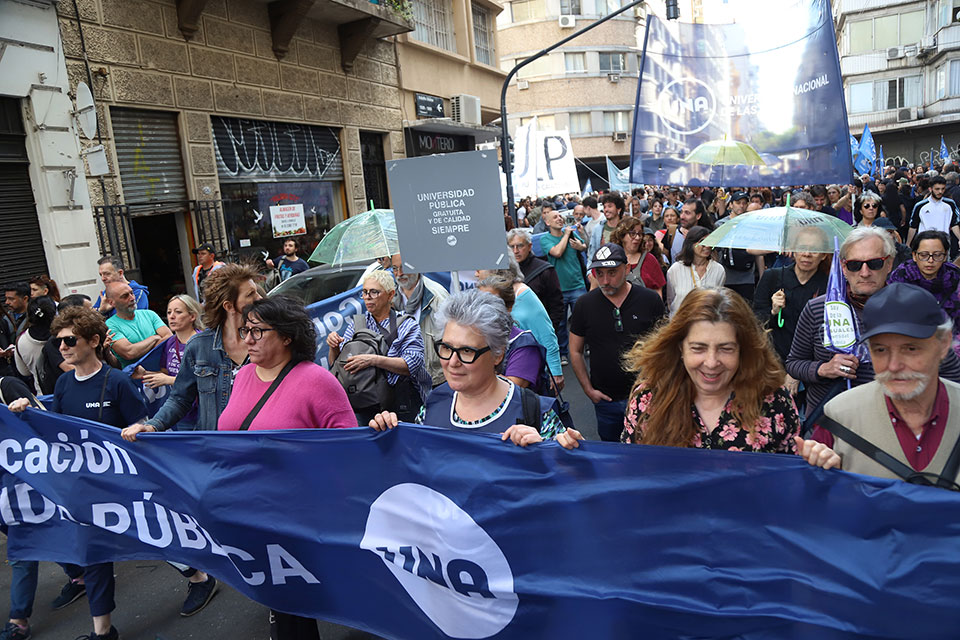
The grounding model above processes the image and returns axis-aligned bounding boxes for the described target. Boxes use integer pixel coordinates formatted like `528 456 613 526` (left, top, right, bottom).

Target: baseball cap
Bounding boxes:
589 243 627 271
192 242 216 255
859 282 947 342
731 191 749 202
871 217 896 231
897 177 909 186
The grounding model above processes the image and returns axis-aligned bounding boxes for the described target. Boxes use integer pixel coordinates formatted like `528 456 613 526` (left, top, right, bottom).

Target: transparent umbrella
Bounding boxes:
684 138 766 167
308 208 398 266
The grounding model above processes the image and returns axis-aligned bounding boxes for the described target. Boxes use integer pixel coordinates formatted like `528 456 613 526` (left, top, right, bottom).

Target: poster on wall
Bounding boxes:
270 203 307 238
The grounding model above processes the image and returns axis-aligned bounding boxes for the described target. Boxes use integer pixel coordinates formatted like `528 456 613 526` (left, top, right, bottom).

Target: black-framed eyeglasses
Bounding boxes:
53 336 79 348
613 307 623 332
626 229 642 238
238 326 276 341
360 289 383 299
434 341 491 364
843 257 887 272
916 251 947 262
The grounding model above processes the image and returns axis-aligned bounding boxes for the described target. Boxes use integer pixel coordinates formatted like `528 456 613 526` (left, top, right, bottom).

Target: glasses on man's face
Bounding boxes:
53 336 79 348
508 244 527 251
360 289 383 299
434 341 491 364
238 326 276 341
843 257 888 272
613 307 623 332
916 251 947 262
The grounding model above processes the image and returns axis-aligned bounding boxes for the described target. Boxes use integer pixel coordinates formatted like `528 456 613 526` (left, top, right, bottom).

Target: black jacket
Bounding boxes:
753 266 828 363
519 255 565 331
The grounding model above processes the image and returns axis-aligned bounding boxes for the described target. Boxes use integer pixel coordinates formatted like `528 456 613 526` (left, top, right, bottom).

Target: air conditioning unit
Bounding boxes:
558 15 575 28
897 106 918 122
886 46 903 60
608 73 621 83
517 79 530 90
612 132 627 142
903 44 918 57
919 35 937 54
633 2 647 18
451 94 481 125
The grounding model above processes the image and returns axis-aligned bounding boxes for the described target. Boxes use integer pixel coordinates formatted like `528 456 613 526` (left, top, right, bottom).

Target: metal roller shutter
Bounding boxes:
0 98 47 284
211 115 343 182
111 108 188 204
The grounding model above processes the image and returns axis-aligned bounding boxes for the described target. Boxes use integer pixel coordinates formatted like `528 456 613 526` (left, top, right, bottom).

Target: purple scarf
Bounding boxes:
888 260 960 329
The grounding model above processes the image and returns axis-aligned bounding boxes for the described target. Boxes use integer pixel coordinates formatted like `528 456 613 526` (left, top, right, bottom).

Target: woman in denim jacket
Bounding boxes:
122 263 262 436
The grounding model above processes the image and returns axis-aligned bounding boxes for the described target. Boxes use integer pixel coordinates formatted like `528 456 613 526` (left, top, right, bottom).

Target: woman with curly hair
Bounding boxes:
558 288 799 451
611 216 665 296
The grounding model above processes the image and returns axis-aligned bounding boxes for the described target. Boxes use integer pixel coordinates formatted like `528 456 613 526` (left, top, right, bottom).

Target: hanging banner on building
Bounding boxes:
387 150 507 272
630 0 852 187
3 408 960 640
270 203 307 238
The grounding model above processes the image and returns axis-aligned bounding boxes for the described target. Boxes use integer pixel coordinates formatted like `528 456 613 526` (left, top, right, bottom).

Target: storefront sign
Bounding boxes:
415 93 445 118
388 150 505 272
270 203 307 238
407 130 474 157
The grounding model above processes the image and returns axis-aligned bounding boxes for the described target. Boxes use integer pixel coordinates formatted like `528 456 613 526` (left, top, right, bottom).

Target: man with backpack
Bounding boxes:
326 270 431 425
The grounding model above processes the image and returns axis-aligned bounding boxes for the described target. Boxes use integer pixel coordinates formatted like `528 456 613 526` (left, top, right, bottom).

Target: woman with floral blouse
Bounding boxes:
558 287 799 452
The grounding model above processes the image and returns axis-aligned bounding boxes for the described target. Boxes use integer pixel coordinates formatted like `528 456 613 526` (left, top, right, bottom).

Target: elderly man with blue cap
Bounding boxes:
796 282 960 487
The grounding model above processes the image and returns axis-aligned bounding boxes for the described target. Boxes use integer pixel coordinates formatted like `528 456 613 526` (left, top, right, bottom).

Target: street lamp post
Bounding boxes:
499 0 655 226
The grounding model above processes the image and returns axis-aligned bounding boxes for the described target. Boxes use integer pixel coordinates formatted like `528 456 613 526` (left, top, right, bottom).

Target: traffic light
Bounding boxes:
506 136 515 169
666 0 679 20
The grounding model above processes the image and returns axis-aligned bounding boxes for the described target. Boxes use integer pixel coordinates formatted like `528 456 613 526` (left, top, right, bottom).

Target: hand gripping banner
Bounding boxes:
2 407 960 639
631 0 853 187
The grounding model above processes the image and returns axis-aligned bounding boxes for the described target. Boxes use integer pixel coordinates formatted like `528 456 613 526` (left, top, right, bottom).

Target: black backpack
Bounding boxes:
330 312 399 411
718 247 755 272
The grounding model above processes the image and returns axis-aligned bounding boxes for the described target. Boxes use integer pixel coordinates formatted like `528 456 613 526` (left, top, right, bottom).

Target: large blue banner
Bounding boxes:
3 407 960 639
630 0 853 187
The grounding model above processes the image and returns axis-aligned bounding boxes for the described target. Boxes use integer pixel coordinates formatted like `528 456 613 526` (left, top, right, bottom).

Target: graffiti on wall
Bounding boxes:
212 117 341 180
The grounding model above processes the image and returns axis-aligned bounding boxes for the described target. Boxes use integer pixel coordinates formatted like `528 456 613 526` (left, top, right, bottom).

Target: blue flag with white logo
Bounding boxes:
606 157 632 192
630 0 851 187
4 408 960 640
941 136 951 162
850 135 859 161
854 124 876 176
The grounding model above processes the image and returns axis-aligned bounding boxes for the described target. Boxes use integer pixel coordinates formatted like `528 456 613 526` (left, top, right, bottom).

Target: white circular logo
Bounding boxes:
446 235 458 247
657 77 717 136
141 383 168 404
360 483 518 638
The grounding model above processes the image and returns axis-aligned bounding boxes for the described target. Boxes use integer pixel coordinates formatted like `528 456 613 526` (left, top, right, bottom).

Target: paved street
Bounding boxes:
0 363 601 640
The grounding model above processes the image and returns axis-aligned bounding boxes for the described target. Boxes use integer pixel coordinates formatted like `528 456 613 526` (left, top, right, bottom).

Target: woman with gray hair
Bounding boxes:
854 190 886 227
476 251 564 388
368 289 567 445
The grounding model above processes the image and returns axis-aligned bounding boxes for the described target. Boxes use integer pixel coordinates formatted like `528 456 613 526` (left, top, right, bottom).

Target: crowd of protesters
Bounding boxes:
5 158 960 639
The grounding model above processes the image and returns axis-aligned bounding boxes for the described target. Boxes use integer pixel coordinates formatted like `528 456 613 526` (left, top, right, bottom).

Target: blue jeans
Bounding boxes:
558 287 587 358
9 562 83 620
595 398 628 442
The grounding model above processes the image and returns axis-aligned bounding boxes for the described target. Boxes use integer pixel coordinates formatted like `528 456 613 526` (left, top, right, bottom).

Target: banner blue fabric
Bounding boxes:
121 341 168 418
3 408 960 640
630 0 852 187
941 136 951 162
854 125 876 176
606 157 630 192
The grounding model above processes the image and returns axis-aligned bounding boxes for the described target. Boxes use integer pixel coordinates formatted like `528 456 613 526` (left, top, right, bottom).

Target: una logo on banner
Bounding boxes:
360 483 519 639
658 78 717 136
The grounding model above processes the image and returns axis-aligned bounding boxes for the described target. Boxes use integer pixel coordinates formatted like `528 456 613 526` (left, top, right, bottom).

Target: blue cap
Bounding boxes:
859 283 947 342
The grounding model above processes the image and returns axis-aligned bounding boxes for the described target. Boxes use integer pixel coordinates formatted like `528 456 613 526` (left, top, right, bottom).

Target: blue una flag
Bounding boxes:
3 409 960 639
941 136 951 162
606 156 630 192
850 135 859 161
630 0 852 187
854 124 876 176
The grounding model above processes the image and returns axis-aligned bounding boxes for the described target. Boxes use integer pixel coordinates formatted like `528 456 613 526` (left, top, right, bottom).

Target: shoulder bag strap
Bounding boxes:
524 261 551 283
97 367 111 422
936 430 960 489
239 360 297 431
818 414 930 484
520 386 542 431
380 310 401 348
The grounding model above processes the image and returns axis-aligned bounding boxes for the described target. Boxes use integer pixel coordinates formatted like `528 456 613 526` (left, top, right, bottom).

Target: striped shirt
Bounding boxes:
785 293 960 412
343 311 432 402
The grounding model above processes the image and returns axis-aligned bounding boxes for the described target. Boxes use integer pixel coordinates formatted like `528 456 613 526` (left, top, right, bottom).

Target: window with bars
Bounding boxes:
472 4 494 65
599 52 625 73
412 0 456 53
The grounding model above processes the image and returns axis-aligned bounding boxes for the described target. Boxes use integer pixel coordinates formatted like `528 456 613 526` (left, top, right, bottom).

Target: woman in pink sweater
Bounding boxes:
218 296 354 431
218 295 353 638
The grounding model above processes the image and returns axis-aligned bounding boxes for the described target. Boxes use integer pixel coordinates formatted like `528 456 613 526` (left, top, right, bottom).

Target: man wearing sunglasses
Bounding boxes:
569 243 665 442
786 227 960 416
795 283 960 488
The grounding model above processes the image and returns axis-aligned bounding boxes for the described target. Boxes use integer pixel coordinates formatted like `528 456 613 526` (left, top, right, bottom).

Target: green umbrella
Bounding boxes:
308 208 399 265
701 204 853 327
684 138 766 166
